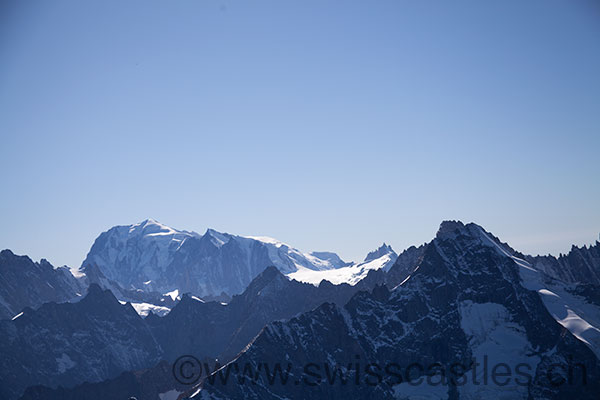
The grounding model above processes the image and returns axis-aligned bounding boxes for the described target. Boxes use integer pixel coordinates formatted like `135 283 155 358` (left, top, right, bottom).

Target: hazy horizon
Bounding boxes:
2 217 599 271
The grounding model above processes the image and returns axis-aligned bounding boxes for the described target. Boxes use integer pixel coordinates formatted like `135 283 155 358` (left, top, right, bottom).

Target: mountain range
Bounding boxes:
0 219 598 399
80 219 396 300
6 266 386 400
192 221 600 399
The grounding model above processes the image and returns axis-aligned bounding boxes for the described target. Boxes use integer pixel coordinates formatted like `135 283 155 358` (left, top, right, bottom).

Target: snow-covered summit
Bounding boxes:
364 243 396 263
308 251 350 269
288 243 397 286
81 219 348 298
204 228 230 247
241 235 345 272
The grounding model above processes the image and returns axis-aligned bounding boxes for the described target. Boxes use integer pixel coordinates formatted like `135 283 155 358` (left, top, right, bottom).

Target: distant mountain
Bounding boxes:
194 221 600 399
5 220 600 400
308 251 352 268
529 242 600 286
0 284 161 400
364 243 396 263
0 249 84 320
288 243 398 285
81 219 349 298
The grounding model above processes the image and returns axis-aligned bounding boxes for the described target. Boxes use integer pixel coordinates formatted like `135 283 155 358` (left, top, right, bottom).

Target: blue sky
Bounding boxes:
1 0 599 269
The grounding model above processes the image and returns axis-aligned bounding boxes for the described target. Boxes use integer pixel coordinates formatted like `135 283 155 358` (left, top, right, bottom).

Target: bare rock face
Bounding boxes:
529 241 600 286
7 265 385 400
0 249 83 320
0 284 162 400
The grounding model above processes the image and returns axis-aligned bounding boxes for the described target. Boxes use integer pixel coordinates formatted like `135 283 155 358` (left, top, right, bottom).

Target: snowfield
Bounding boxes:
288 250 397 285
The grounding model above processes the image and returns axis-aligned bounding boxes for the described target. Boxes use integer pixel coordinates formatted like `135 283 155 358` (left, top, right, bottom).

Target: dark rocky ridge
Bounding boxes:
529 241 600 286
3 266 386 400
0 284 162 400
195 221 600 399
0 249 84 320
147 265 386 363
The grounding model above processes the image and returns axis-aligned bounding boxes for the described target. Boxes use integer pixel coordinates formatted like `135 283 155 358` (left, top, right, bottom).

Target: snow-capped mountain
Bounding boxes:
81 219 349 298
308 251 352 269
0 250 84 320
288 243 398 285
364 242 395 263
4 220 600 400
194 221 600 400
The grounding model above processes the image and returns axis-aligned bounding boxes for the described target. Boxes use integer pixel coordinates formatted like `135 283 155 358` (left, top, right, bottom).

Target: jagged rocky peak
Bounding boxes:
1 249 37 267
80 283 123 309
0 249 18 259
77 284 142 318
0 249 13 256
258 264 284 279
225 265 291 306
86 282 105 296
244 265 289 293
434 221 532 263
536 239 600 285
364 242 396 262
435 220 503 248
0 249 83 320
435 219 474 239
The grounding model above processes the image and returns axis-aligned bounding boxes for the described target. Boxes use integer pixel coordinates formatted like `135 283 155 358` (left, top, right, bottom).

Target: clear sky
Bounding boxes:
1 0 599 269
